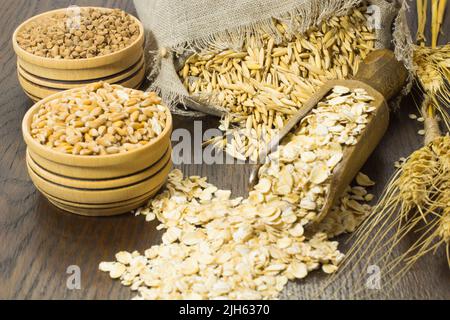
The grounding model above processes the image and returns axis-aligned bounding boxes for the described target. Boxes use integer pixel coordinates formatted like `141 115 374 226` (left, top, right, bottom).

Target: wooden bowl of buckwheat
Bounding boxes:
13 7 145 102
22 82 172 216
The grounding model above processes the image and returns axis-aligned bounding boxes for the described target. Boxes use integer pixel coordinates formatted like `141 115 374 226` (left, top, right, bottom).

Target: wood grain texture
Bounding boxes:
0 0 449 300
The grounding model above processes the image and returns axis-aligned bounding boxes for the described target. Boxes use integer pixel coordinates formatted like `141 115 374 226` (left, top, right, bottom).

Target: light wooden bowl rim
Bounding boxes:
12 7 144 70
22 85 173 167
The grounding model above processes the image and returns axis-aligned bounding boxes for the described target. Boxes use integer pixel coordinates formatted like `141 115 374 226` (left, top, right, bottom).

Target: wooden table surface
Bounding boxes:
1 0 449 300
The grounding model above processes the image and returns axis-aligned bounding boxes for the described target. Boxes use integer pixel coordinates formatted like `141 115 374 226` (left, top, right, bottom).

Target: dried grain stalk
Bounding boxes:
413 44 450 129
326 3 450 288
327 90 450 298
326 116 450 298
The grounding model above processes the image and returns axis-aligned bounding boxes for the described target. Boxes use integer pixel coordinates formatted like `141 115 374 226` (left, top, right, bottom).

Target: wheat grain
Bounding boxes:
30 82 168 155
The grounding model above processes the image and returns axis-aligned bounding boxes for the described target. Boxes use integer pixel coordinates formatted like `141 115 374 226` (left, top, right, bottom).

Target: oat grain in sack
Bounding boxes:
134 0 407 159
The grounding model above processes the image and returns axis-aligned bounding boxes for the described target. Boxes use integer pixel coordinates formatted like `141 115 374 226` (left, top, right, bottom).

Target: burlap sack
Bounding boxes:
134 0 409 117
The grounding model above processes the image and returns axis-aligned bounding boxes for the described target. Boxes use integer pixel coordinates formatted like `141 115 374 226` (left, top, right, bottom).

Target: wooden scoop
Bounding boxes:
248 49 408 223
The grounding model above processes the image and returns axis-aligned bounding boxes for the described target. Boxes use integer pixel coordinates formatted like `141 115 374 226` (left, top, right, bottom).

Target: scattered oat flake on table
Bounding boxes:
356 172 375 187
322 264 339 274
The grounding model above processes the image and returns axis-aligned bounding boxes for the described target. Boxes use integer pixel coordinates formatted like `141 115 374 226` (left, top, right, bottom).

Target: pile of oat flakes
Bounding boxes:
99 86 376 299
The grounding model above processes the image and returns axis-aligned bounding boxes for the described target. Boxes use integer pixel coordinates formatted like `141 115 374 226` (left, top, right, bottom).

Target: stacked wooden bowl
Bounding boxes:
12 8 145 102
22 90 173 217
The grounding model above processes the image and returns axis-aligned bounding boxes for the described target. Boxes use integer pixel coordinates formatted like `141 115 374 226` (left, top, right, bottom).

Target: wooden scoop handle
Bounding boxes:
353 49 408 100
